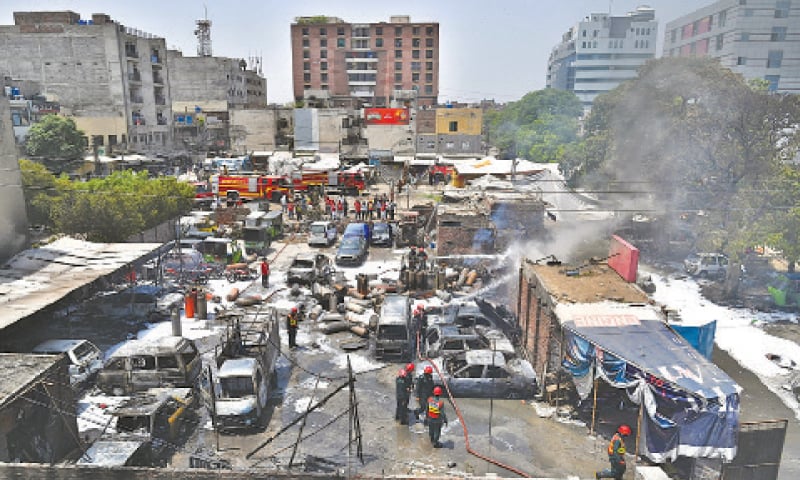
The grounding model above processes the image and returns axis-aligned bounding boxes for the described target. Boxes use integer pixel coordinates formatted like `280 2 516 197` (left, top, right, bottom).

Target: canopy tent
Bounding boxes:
555 302 740 463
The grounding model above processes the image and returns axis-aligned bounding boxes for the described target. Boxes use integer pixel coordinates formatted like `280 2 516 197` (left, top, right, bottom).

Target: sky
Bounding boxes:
2 1 704 104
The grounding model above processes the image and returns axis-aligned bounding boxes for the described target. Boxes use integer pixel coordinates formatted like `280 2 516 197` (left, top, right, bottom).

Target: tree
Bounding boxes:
484 89 582 160
25 115 86 161
18 159 58 227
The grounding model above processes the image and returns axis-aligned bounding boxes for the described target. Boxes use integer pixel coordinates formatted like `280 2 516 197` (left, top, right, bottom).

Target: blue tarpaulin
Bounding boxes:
671 321 717 360
556 302 740 463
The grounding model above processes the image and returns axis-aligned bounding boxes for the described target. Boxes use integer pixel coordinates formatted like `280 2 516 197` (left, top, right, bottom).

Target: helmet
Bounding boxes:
618 425 632 436
424 366 433 374
291 306 298 313
433 386 442 396
405 363 415 373
398 369 407 378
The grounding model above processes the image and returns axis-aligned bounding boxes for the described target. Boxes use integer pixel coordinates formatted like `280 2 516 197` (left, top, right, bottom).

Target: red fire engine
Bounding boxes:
289 169 366 196
211 168 366 202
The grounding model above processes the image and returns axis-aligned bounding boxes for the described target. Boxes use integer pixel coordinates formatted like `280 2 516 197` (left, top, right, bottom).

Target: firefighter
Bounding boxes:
416 365 435 418
354 199 362 220
287 306 299 349
408 246 418 270
596 425 631 480
417 247 428 271
395 369 410 424
260 258 270 287
413 305 427 339
426 386 448 448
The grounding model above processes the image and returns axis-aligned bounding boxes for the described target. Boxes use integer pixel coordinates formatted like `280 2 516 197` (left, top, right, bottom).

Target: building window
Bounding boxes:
426 38 434 47
412 72 419 82
376 26 383 35
321 61 328 70
394 84 402 90
716 33 724 50
304 62 310 70
320 39 327 47
321 84 328 90
593 29 599 37
413 50 420 59
448 121 458 132
373 38 381 47
395 50 403 58
582 30 587 37
413 38 421 47
426 49 433 58
426 73 433 82
426 26 434 35
338 26 345 35
708 15 714 29
320 27 327 35
303 73 311 82
765 75 780 91
719 10 727 27
395 62 402 70
737 56 747 65
395 72 402 82
321 50 327 58
303 39 309 47
338 38 346 48
767 50 783 68
772 27 787 41
412 26 420 35
395 27 403 35
395 38 403 47
304 51 310 58
321 73 328 82
426 61 433 70
304 84 311 90
302 27 309 35
775 1 790 18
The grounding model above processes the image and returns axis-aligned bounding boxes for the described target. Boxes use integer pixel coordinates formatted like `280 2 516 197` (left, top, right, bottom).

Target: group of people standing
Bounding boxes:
280 193 310 221
395 362 449 448
353 194 395 221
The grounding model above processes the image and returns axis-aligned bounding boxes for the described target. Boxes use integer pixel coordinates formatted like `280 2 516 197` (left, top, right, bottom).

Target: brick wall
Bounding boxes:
517 263 560 379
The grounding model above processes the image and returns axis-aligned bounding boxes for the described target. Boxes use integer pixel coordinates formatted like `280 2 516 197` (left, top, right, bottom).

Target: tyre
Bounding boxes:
226 272 236 283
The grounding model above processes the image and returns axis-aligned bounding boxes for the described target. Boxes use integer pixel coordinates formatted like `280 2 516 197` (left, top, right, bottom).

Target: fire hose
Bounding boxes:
415 330 532 477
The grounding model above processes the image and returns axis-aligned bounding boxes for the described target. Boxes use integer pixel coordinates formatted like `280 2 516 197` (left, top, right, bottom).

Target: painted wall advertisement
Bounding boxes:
364 108 410 125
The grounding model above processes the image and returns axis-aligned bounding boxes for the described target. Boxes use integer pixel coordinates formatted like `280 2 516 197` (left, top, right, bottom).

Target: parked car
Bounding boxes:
684 253 728 278
418 350 538 399
335 236 368 266
308 221 338 247
32 339 104 387
286 252 333 285
370 222 393 247
342 222 369 243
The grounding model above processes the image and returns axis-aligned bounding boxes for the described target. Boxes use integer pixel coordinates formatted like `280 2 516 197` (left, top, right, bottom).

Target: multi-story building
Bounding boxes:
663 0 799 93
167 50 267 154
0 11 172 153
290 15 439 108
547 6 657 109
416 107 483 157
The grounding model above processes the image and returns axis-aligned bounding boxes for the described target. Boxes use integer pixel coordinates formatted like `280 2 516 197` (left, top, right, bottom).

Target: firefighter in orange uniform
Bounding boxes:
596 424 631 479
426 386 448 448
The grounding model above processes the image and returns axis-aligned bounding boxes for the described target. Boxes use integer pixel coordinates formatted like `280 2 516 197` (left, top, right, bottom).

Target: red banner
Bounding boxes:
364 108 409 125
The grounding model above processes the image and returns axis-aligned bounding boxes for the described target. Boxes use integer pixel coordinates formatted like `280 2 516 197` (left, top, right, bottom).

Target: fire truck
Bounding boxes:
211 168 366 203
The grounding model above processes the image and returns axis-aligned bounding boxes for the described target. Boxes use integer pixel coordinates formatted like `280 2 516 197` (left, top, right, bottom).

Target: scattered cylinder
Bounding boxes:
345 302 365 314
196 289 208 320
349 325 369 338
465 270 478 286
309 304 324 321
185 288 197 319
171 307 181 337
226 287 240 302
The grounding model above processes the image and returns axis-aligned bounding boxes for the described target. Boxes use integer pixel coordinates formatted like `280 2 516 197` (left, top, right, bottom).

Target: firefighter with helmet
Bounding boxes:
287 306 299 349
596 424 631 479
416 365 435 418
426 386 448 448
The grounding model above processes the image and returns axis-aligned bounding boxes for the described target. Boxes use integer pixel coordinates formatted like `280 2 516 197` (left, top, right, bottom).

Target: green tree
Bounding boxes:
25 115 86 161
485 89 582 160
50 171 194 242
18 159 58 226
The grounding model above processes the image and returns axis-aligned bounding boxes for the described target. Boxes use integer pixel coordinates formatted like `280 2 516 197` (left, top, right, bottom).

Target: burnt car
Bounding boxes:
370 222 393 247
423 325 487 358
33 339 104 387
286 252 332 285
418 350 537 399
335 236 368 266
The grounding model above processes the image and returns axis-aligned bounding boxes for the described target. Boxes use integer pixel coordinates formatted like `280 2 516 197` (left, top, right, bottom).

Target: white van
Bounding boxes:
33 339 103 387
308 221 337 247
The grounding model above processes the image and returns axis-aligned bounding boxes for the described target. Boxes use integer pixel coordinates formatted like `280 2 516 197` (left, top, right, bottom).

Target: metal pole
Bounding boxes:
590 363 598 436
634 399 643 477
489 340 495 444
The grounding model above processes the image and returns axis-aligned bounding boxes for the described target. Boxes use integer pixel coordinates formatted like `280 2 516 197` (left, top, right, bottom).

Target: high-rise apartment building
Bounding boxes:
0 11 172 152
663 0 799 93
290 15 439 108
547 6 657 109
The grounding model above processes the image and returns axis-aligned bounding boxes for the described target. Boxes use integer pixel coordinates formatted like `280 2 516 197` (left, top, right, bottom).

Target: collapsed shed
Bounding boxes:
516 237 741 463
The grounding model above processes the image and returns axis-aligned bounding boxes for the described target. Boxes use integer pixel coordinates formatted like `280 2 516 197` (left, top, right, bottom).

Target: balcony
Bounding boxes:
129 95 143 104
156 115 167 125
153 73 164 84
128 71 141 82
125 46 139 58
131 115 146 126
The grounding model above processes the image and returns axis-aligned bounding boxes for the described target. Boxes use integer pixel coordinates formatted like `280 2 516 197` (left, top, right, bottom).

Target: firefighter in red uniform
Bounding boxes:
260 258 270 287
596 424 631 479
426 386 448 448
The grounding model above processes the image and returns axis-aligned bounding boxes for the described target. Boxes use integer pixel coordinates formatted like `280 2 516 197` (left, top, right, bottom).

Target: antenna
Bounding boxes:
194 5 212 56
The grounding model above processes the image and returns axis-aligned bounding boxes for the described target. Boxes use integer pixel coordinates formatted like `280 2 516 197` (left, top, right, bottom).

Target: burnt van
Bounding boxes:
97 336 201 395
374 294 413 362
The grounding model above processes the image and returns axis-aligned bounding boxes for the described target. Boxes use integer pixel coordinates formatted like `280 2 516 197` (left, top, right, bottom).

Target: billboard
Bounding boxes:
364 108 409 125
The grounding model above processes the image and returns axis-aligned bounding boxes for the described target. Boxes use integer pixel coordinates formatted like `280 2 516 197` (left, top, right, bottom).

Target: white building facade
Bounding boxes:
547 6 658 110
663 0 799 93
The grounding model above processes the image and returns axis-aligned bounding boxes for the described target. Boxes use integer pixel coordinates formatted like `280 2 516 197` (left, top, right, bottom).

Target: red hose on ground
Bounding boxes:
416 330 531 478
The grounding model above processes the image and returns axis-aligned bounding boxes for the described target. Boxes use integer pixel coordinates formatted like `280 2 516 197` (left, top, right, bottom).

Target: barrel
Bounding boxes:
185 288 197 319
196 288 207 320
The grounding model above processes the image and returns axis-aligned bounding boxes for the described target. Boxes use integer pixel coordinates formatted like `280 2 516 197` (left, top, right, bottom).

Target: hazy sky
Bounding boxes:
2 1 704 104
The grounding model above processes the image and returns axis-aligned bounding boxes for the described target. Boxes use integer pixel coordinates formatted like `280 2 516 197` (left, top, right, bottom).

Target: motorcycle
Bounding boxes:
225 264 256 283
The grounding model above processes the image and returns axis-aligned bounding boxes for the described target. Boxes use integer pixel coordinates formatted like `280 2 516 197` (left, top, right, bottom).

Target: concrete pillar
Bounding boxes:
0 96 29 263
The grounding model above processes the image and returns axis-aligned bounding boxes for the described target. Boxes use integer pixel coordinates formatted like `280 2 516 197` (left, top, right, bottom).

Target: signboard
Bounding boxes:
364 108 410 125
